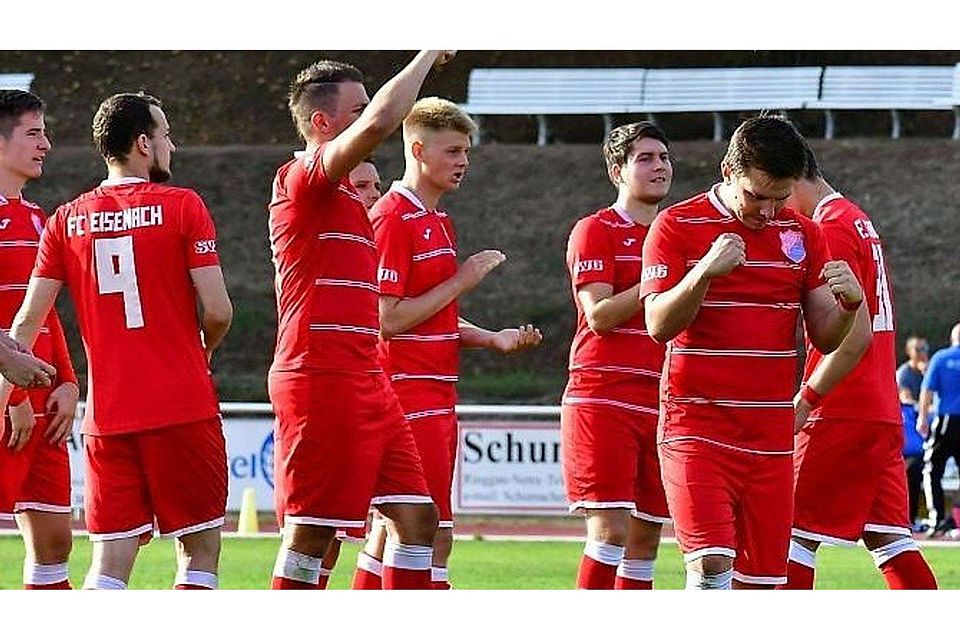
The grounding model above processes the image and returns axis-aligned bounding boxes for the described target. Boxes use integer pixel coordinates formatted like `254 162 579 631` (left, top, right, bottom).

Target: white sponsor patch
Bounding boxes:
378 267 399 283
641 264 668 281
575 259 604 274
195 239 217 254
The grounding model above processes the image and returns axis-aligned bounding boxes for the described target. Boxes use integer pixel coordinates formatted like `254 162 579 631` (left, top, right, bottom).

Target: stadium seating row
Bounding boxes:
461 64 960 144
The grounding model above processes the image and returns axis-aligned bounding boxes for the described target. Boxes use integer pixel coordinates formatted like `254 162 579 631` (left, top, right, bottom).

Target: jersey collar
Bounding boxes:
812 191 844 222
100 176 148 187
391 181 429 212
610 204 636 226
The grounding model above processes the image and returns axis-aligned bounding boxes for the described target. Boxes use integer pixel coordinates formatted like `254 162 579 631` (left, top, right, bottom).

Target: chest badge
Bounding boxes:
423 228 432 240
623 237 636 247
0 218 10 231
779 230 806 263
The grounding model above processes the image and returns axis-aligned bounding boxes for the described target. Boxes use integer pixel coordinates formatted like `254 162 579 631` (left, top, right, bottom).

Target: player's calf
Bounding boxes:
175 528 222 590
865 533 938 590
272 523 337 590
685 555 734 590
377 502 438 590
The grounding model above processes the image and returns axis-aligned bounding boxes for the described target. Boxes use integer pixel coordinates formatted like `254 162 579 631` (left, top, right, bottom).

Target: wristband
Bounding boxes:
800 384 823 408
837 295 862 312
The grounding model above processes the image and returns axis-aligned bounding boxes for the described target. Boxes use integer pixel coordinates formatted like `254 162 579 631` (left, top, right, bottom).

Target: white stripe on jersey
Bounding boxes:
671 396 793 409
309 324 380 336
661 435 793 456
613 255 642 262
316 232 376 248
609 327 650 336
671 347 797 358
412 248 456 262
562 395 659 415
571 364 661 378
701 300 801 310
390 373 459 383
404 407 455 421
684 259 800 270
314 278 379 293
0 284 28 291
392 333 460 342
0 240 40 248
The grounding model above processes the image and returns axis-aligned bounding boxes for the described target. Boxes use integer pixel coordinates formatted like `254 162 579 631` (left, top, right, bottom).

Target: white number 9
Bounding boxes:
94 236 144 329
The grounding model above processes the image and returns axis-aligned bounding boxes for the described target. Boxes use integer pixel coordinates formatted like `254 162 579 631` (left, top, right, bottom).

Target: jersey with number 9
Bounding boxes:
802 193 901 426
33 179 222 436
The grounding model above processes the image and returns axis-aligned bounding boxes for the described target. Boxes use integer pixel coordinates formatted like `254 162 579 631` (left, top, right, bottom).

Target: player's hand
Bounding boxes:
45 381 79 446
916 415 930 439
0 349 55 388
455 250 506 293
699 233 745 279
7 397 36 452
490 324 543 354
0 332 30 354
821 260 863 308
792 391 813 435
432 50 457 68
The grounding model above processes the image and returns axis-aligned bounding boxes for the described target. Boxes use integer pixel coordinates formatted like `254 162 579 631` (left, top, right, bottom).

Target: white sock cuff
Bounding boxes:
383 542 432 571
84 574 127 590
24 561 69 586
685 568 733 590
175 570 218 589
431 567 449 582
356 552 384 576
273 548 322 585
870 537 918 568
584 540 625 566
318 567 333 577
617 558 655 581
789 540 817 569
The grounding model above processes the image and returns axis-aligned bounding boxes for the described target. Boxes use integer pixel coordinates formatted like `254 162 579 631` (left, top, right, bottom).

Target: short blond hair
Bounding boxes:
403 97 477 137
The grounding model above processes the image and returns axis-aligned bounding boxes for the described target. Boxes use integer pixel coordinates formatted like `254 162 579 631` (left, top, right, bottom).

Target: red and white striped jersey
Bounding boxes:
563 206 664 417
269 147 381 375
640 187 830 454
371 183 459 415
803 193 901 426
0 195 77 407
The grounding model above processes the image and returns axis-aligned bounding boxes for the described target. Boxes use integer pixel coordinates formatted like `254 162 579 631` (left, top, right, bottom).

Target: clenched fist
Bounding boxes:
821 261 863 308
456 250 506 292
433 50 457 68
699 233 746 279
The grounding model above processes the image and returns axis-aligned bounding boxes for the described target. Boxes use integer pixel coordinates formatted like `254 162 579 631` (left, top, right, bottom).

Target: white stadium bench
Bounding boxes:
641 67 823 141
807 66 956 139
461 68 647 145
0 73 34 91
936 62 960 140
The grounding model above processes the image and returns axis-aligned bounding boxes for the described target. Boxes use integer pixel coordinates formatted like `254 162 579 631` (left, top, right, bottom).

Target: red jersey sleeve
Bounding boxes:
46 309 78 386
8 387 27 405
372 213 412 298
32 210 66 281
284 146 337 204
817 214 863 285
566 217 614 288
639 214 685 299
800 216 830 292
181 191 221 269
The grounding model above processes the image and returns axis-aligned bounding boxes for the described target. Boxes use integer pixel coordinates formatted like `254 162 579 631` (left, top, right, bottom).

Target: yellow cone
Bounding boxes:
237 487 259 535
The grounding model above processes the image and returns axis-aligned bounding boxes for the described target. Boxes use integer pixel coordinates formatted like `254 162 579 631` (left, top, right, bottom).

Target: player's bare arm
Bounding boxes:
801 260 863 354
458 318 543 354
577 282 642 334
793 303 872 433
189 266 233 360
917 389 934 438
645 232 745 343
322 50 456 182
379 249 504 339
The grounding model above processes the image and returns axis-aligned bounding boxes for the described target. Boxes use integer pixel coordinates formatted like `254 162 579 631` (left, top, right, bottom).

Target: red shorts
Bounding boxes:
793 420 910 544
84 416 226 542
660 439 793 586
0 415 71 519
269 371 431 530
561 401 669 523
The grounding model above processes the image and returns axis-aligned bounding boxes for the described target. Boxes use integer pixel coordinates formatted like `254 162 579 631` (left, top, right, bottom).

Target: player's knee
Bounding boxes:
689 554 733 576
390 503 438 546
627 520 662 558
685 556 734 590
178 529 222 566
285 524 336 559
34 530 73 564
586 512 629 547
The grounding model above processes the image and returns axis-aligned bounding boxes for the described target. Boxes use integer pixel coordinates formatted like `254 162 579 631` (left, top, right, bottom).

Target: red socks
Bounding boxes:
351 552 383 590
615 558 654 590
382 542 432 590
576 541 623 589
779 541 817 590
872 539 938 590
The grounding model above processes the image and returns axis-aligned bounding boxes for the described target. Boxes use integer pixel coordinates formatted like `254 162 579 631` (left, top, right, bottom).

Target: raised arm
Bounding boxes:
322 50 455 182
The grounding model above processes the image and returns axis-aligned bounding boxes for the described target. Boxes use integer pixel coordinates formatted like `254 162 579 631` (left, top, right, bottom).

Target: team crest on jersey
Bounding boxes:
623 238 636 247
779 230 806 263
0 218 10 230
423 228 432 240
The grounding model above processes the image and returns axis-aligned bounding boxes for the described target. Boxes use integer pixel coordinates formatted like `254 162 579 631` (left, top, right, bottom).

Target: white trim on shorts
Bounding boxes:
159 516 225 539
285 516 367 529
683 546 737 563
863 523 912 537
14 502 72 514
370 494 434 506
631 509 671 524
791 526 858 547
568 500 635 515
438 520 454 529
335 531 367 544
89 522 154 542
0 512 14 521
733 571 787 586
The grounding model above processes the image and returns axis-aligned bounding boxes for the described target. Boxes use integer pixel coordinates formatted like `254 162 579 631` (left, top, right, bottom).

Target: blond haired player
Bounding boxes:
351 97 541 589
269 52 455 590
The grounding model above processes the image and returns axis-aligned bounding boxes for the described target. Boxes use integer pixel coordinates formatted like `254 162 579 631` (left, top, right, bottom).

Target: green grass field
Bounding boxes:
1 536 958 589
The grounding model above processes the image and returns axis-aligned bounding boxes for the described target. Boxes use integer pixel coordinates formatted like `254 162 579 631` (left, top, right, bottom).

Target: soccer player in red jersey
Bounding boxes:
350 97 541 590
0 90 78 590
2 92 233 590
640 116 863 589
561 122 672 590
780 146 937 589
269 51 455 590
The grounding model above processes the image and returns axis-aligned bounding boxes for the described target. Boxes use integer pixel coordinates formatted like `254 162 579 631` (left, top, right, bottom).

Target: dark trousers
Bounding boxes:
905 454 924 523
923 414 960 524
